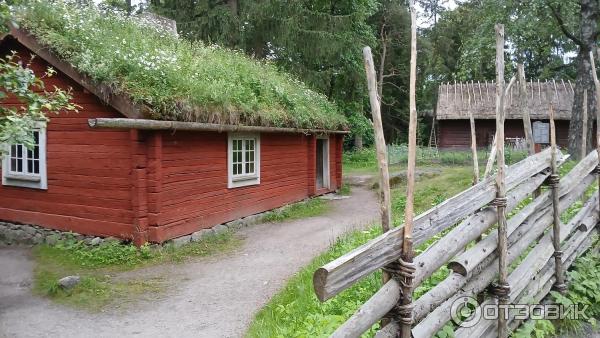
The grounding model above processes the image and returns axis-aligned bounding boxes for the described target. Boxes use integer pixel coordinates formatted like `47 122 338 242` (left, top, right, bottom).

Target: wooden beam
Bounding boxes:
330 280 401 338
88 118 349 134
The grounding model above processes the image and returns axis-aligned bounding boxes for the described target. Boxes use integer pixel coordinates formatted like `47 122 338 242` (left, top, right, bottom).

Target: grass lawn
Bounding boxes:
33 231 240 311
261 199 330 223
247 163 473 338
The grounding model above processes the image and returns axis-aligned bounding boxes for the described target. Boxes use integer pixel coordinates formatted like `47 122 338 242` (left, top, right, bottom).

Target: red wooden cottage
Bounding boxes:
434 81 576 149
0 7 347 245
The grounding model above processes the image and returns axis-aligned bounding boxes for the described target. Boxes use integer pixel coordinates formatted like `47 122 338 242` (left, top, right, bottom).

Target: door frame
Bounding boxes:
316 135 330 190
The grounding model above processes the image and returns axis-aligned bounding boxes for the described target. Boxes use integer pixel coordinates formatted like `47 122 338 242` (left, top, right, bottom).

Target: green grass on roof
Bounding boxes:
13 1 348 130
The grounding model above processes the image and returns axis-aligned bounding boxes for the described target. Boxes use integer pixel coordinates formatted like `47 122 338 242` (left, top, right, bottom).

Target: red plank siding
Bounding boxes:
151 132 340 242
1 36 344 244
0 37 134 238
438 119 572 149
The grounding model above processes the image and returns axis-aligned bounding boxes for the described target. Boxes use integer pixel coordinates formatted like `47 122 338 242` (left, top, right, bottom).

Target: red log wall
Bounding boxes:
148 132 342 242
438 119 572 149
0 37 344 243
0 38 134 238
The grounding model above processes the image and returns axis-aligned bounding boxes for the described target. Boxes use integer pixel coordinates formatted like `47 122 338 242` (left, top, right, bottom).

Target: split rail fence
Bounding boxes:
313 147 600 337
313 19 600 338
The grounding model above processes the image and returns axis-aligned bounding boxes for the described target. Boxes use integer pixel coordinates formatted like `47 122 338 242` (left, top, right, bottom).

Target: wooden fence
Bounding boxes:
313 147 600 337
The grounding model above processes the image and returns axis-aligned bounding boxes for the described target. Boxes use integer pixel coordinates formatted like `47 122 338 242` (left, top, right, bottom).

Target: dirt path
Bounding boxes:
0 185 378 338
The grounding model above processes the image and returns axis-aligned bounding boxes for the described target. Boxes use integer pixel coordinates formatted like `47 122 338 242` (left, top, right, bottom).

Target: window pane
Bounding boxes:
17 159 22 172
34 160 39 174
10 158 16 171
16 144 22 158
10 145 16 157
248 162 254 174
27 159 33 173
237 163 242 175
233 162 239 175
245 162 250 173
33 144 39 159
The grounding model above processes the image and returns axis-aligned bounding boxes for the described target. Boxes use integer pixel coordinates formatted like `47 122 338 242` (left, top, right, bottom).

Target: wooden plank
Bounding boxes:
448 150 596 276
412 186 598 337
313 149 553 302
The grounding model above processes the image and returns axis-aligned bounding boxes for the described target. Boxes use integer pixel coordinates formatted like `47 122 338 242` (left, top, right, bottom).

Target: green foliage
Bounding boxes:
247 226 383 338
248 165 473 337
512 319 555 338
338 183 352 196
32 231 238 310
343 147 378 171
13 1 347 130
262 199 330 223
0 53 78 147
151 0 378 139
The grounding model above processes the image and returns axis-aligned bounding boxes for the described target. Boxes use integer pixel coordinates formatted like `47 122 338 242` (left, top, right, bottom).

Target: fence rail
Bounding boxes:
313 149 600 337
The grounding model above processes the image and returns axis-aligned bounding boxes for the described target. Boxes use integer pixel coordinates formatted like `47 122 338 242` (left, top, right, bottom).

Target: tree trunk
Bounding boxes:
568 0 598 160
354 134 364 149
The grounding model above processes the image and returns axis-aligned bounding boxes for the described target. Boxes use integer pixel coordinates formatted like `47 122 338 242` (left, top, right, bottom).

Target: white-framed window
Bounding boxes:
228 133 260 188
2 123 47 190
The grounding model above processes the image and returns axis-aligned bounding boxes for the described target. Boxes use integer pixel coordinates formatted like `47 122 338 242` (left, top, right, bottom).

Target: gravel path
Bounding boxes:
0 185 378 338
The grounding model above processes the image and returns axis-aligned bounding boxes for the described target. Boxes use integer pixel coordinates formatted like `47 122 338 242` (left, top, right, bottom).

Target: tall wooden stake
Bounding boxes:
494 23 509 338
468 83 480 185
590 51 600 221
399 1 418 337
517 64 535 156
362 47 392 284
549 104 566 293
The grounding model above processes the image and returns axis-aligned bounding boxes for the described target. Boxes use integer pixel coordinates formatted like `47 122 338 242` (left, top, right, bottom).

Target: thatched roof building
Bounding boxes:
436 80 574 120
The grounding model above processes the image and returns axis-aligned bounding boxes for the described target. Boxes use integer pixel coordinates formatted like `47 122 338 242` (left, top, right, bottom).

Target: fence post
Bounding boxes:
492 23 510 338
398 1 418 337
589 51 600 235
548 104 567 293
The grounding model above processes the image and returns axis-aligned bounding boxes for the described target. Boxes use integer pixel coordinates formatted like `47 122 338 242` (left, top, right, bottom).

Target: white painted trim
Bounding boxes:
2 122 47 190
228 132 260 188
316 135 330 190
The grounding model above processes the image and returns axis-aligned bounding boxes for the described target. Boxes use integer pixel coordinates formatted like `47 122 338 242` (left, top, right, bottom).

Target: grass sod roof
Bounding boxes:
12 1 348 131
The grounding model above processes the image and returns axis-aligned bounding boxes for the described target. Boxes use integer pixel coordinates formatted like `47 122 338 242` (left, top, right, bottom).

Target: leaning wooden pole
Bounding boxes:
517 64 535 156
362 46 392 284
548 103 566 293
590 51 600 220
582 90 588 160
493 23 510 338
398 1 418 337
468 83 480 184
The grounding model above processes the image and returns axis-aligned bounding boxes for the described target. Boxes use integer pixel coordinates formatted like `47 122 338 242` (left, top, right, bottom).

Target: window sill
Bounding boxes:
232 175 258 182
4 174 41 182
229 175 260 188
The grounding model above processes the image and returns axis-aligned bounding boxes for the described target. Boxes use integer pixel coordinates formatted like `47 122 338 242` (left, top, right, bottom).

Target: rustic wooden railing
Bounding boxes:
313 147 599 337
